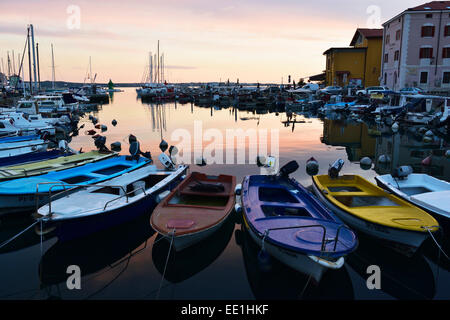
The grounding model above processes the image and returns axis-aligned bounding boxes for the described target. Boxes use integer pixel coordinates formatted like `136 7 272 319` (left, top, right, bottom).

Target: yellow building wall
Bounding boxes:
354 37 382 87
325 50 366 87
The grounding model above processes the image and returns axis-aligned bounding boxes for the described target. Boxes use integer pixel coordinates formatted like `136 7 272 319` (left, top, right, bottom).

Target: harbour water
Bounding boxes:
0 88 449 300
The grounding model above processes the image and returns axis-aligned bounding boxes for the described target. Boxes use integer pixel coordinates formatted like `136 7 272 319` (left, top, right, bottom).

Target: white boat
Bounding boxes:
0 139 48 159
375 173 450 220
0 113 56 135
37 164 188 241
0 119 20 137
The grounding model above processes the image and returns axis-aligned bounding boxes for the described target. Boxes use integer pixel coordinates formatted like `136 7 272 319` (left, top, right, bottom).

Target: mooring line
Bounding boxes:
156 229 175 300
0 219 41 250
425 227 449 261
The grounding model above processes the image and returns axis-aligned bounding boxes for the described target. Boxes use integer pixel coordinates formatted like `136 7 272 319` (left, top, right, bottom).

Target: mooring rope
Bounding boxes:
0 219 41 250
424 227 449 261
156 230 175 300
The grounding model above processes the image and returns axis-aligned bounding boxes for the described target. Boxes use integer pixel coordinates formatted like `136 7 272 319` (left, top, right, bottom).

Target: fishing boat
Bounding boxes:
0 149 72 167
36 164 188 241
0 150 116 181
312 169 439 254
0 139 48 160
150 172 236 251
238 161 358 282
0 155 150 215
375 171 450 221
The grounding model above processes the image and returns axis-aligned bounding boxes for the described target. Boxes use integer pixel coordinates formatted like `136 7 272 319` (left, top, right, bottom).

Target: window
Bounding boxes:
384 73 387 84
443 72 450 84
420 72 428 84
396 30 401 40
443 47 450 58
394 50 399 61
421 25 435 37
384 53 389 63
419 47 433 58
445 25 450 36
385 34 390 44
426 13 433 18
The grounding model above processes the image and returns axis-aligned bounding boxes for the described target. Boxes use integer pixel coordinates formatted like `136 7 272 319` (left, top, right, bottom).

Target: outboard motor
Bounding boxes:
328 159 344 179
94 135 109 152
127 134 152 161
392 165 413 180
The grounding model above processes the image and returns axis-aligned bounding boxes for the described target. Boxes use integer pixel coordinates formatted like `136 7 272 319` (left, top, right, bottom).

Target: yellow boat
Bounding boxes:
0 151 118 181
312 174 439 254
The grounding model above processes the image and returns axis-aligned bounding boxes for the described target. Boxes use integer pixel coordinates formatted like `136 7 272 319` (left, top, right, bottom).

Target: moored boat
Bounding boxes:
150 172 236 251
36 164 188 241
0 139 48 160
0 155 151 215
312 172 439 255
238 160 358 282
0 150 117 181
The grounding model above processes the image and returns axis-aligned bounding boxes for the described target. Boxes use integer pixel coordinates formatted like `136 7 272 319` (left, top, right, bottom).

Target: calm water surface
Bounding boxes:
1 88 449 300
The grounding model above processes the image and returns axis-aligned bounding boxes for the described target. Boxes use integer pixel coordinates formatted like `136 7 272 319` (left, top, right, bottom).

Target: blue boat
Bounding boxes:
0 149 73 167
0 155 151 216
0 134 41 143
36 164 188 241
237 160 358 282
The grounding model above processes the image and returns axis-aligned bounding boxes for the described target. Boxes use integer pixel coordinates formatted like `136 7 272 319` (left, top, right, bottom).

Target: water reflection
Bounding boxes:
152 214 235 283
38 212 155 290
234 226 354 300
346 234 436 300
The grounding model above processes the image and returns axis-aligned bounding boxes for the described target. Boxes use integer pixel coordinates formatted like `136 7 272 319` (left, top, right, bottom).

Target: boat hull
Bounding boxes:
162 210 232 251
243 211 343 283
39 169 187 242
311 180 429 255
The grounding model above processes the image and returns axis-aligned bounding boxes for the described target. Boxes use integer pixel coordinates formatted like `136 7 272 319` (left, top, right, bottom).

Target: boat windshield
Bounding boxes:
334 196 400 207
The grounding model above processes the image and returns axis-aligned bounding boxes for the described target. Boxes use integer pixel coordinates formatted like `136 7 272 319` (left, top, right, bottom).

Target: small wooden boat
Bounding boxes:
36 164 188 241
0 150 117 181
150 172 236 251
312 174 439 254
375 173 450 221
0 155 150 215
238 161 358 282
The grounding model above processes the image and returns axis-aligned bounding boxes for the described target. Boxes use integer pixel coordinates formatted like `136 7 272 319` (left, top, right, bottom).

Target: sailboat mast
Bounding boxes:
157 40 160 84
51 44 55 89
30 24 38 93
27 26 33 94
36 43 41 92
149 51 152 85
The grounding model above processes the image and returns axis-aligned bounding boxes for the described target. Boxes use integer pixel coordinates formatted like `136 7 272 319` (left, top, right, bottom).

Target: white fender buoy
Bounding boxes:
378 154 391 163
360 157 372 170
391 122 399 132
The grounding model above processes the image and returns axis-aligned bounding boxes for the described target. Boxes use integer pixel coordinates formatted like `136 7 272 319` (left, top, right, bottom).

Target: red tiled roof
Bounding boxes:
349 28 383 46
408 1 450 11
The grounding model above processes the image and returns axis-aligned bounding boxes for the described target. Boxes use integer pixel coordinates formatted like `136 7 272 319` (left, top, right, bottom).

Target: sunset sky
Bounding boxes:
0 0 426 83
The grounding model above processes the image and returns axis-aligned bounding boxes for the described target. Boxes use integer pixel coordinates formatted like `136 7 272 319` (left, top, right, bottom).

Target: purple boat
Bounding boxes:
237 161 358 282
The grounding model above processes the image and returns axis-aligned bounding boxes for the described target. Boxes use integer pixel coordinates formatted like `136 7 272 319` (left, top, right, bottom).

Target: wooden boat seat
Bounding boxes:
179 181 232 197
166 219 195 229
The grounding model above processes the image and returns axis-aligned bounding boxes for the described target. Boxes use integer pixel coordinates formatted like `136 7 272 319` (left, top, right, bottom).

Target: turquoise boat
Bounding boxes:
0 155 151 216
